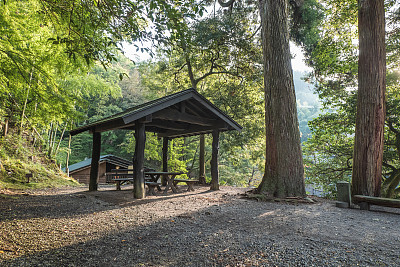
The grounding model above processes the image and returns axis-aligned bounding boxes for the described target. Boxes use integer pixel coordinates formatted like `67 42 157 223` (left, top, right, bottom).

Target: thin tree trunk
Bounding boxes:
257 0 305 197
51 124 58 155
66 134 72 176
47 123 54 158
4 119 8 137
20 68 34 135
54 123 67 157
352 0 385 197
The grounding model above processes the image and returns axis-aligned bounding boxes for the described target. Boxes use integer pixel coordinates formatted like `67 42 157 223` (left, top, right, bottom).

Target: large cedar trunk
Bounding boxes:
257 0 305 197
352 0 386 197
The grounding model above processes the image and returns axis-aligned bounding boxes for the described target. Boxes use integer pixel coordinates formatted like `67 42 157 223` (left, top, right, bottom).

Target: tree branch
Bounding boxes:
217 0 235 8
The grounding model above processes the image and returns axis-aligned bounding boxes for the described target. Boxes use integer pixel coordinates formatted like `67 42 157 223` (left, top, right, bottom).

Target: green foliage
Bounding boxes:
302 0 400 197
0 133 79 190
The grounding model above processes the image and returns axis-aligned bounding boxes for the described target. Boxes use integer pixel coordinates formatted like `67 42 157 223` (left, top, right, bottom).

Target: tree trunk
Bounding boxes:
20 67 34 135
4 119 8 137
89 132 101 191
257 0 305 198
54 123 67 157
133 122 146 199
210 130 220 190
352 0 385 197
66 134 72 176
47 123 54 158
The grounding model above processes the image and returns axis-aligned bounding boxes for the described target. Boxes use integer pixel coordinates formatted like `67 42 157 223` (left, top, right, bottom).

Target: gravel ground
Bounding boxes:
1 185 400 266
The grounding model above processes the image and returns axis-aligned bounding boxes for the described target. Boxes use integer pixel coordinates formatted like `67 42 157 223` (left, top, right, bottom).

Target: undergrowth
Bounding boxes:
0 133 80 190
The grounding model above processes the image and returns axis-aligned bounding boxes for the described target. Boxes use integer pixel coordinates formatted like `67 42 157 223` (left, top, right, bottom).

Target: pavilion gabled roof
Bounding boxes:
70 88 242 138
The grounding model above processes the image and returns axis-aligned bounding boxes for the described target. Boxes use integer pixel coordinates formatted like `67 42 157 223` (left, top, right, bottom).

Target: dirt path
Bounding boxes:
1 185 400 266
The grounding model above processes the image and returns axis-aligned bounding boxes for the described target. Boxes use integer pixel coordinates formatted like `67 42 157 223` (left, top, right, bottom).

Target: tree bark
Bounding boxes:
66 134 72 176
352 0 385 197
4 119 8 137
257 0 305 197
133 122 146 199
210 130 220 190
89 132 101 191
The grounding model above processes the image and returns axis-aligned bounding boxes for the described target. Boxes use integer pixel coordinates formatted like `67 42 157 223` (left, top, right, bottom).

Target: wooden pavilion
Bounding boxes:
70 88 242 198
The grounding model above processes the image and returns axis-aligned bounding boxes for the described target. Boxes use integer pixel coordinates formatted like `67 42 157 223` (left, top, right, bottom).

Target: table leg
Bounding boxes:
164 175 178 194
186 181 195 192
116 181 121 191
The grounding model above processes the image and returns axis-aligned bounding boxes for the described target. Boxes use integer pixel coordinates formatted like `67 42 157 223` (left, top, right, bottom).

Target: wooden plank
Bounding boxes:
133 122 146 199
353 195 400 208
191 94 243 132
210 130 220 190
90 118 127 133
89 132 101 191
122 92 193 124
153 109 217 126
147 120 187 131
157 124 228 138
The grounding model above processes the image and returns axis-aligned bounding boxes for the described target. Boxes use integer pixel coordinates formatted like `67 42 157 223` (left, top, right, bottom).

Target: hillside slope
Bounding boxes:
0 133 79 190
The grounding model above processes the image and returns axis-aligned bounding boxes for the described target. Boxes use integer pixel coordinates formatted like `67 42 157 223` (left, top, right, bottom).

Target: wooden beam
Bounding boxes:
147 120 187 131
92 118 127 133
210 130 220 190
89 132 101 191
153 109 217 126
157 124 228 138
353 195 400 208
199 134 206 184
133 122 146 199
162 137 169 186
122 92 193 124
180 102 186 113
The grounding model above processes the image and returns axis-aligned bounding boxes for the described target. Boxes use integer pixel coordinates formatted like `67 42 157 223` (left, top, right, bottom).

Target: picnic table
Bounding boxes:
145 172 185 194
108 169 185 195
107 169 134 190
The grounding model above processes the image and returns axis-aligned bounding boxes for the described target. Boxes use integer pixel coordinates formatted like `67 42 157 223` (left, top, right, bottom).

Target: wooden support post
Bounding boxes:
133 122 146 199
199 134 206 184
210 130 220 190
337 181 351 204
89 132 101 191
162 137 169 186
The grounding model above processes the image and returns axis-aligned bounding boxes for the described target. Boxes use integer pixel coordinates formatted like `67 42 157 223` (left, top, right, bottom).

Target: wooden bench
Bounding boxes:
173 179 199 192
112 177 161 193
353 195 400 210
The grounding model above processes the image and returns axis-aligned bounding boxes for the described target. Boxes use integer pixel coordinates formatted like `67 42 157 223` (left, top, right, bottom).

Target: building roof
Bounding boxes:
65 154 131 173
70 88 242 138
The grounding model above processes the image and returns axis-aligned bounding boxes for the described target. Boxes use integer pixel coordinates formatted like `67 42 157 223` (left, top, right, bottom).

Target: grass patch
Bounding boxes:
0 133 80 190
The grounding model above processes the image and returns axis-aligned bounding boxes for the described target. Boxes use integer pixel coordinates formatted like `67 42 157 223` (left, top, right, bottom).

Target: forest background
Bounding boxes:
0 0 399 198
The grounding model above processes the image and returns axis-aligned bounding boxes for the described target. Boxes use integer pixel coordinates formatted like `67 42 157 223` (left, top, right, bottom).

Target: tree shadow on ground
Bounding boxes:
0 185 219 222
1 188 400 266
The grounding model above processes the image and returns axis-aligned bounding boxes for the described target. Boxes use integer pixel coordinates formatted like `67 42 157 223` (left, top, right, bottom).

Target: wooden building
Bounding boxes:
66 155 131 184
69 88 242 198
